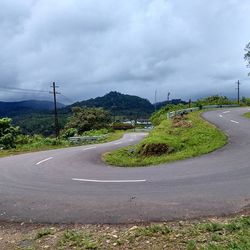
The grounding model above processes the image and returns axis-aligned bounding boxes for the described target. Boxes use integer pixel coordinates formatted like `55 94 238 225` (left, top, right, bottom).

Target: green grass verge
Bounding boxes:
103 111 227 167
0 131 125 158
243 112 250 119
2 214 250 249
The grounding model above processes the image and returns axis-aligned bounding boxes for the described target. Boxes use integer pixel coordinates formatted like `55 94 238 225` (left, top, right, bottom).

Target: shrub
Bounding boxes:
61 128 77 139
111 123 134 130
0 118 20 149
83 128 111 136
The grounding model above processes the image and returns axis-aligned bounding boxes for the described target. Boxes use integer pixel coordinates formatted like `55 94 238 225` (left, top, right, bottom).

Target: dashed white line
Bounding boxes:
36 157 53 165
82 146 96 151
114 142 122 145
222 111 230 114
219 115 223 118
72 178 146 183
230 120 239 124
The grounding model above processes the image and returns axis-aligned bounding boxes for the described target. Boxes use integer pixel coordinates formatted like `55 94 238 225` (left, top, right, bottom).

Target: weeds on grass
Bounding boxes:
35 228 53 239
3 216 250 249
58 230 97 250
134 224 172 237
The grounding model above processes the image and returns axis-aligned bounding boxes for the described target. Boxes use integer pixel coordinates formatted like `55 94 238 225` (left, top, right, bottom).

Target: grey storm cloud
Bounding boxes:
0 0 250 103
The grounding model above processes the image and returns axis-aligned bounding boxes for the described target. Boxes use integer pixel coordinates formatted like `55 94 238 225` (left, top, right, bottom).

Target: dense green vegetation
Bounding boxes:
1 93 239 136
0 129 125 158
0 92 159 135
0 100 67 136
104 110 227 167
0 118 20 149
12 112 69 136
64 107 111 134
243 111 250 119
195 95 236 106
0 94 245 158
150 103 188 126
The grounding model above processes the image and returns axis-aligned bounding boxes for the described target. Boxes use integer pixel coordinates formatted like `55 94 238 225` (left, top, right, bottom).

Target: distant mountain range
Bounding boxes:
0 100 65 117
0 92 186 135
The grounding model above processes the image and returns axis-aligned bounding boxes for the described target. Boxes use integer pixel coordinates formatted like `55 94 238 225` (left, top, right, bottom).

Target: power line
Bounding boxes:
0 86 48 93
59 94 74 104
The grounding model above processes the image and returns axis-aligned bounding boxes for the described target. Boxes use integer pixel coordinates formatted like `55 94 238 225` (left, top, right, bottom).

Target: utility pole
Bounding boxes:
50 82 60 137
154 89 157 111
236 80 240 104
167 92 170 101
189 98 192 108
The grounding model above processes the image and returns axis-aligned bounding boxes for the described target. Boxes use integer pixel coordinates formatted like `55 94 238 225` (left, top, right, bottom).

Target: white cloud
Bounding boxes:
0 0 249 103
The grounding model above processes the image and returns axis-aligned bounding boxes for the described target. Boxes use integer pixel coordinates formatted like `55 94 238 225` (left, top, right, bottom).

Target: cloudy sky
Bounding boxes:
0 0 250 104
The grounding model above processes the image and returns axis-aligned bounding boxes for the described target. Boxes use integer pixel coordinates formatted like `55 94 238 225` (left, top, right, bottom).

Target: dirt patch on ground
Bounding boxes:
172 115 192 128
1 209 250 250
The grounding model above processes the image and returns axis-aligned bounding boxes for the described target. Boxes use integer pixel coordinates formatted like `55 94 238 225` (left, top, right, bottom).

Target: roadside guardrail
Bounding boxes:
167 104 240 119
69 135 107 143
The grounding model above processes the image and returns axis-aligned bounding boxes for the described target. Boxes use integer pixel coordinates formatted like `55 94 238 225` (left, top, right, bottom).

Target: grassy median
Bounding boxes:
103 111 227 167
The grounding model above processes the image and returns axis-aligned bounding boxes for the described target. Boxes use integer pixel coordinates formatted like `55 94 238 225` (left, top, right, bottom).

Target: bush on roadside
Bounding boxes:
83 128 111 136
61 128 77 139
0 118 20 149
111 123 134 130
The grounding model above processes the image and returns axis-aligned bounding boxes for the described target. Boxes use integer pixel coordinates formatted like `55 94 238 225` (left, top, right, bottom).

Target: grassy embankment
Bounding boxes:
104 111 227 167
0 130 125 158
243 112 250 119
1 214 250 249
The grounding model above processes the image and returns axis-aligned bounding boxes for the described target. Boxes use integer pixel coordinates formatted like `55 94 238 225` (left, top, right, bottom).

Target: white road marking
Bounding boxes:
230 120 239 124
72 178 146 183
222 111 230 114
129 139 134 141
82 146 96 151
114 142 122 145
219 115 223 118
36 157 53 165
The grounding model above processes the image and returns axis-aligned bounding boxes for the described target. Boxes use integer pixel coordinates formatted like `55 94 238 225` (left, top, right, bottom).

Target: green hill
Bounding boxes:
68 91 154 118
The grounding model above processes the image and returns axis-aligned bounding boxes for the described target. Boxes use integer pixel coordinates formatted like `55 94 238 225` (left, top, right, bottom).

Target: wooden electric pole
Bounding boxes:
236 80 240 104
50 82 60 137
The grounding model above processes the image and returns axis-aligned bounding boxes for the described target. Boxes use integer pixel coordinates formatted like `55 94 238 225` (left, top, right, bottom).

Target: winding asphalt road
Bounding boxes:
1 108 250 224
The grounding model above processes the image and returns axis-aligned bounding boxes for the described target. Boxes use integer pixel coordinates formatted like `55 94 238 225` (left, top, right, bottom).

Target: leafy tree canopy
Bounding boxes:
196 95 232 106
0 118 20 149
65 107 111 134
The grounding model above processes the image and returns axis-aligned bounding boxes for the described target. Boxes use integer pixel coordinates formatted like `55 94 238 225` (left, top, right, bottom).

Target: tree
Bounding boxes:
0 118 20 149
245 42 250 75
195 95 232 106
65 107 111 134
